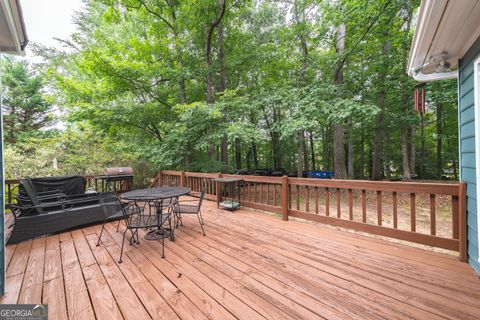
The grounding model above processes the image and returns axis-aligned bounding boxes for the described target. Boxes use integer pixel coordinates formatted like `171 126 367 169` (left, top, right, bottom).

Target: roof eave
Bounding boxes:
0 0 28 55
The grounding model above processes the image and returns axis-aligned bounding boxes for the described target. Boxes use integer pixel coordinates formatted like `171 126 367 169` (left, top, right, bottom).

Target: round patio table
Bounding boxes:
120 186 191 240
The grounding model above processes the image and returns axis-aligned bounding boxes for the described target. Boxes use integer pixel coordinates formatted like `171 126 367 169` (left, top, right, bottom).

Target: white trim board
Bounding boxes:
474 55 480 263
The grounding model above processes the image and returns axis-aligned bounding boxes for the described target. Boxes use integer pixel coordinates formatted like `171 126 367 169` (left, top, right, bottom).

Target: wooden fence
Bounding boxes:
150 170 467 261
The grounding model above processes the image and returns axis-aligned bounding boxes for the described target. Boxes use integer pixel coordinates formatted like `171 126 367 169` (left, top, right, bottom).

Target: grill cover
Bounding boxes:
22 175 87 196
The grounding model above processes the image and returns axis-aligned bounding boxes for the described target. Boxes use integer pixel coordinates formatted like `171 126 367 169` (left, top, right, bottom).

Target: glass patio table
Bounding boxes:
120 186 191 240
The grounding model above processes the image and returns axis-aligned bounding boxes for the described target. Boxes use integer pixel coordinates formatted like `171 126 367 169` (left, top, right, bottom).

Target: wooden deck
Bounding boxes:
2 198 480 320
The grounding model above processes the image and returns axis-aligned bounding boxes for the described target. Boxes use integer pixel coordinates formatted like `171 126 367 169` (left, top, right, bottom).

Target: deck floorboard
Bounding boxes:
2 198 480 319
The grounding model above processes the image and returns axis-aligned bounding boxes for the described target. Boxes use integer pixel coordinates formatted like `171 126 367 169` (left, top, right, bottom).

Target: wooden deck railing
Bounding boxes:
5 174 133 209
150 170 467 261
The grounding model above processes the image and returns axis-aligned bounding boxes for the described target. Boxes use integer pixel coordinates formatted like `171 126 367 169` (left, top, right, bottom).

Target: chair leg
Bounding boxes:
161 231 165 259
197 213 206 236
175 212 183 228
96 220 106 247
198 209 205 225
169 215 175 242
116 219 121 232
119 229 128 263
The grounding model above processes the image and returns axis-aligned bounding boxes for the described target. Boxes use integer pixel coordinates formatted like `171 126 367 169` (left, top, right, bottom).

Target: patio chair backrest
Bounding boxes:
197 185 208 211
99 194 124 218
19 179 44 214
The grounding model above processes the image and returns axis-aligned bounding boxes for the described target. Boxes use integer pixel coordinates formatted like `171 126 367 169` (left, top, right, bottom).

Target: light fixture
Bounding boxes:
435 58 451 73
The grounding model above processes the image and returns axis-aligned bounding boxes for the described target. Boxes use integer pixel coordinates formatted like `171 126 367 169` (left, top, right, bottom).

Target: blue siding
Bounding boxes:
459 35 480 275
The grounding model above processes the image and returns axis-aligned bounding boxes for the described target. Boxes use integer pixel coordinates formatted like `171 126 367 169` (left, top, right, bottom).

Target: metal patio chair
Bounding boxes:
173 185 207 236
99 194 175 262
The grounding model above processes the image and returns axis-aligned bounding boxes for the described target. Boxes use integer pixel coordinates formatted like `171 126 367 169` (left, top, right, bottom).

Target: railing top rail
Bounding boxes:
288 178 460 195
161 170 182 176
185 172 219 178
222 174 282 184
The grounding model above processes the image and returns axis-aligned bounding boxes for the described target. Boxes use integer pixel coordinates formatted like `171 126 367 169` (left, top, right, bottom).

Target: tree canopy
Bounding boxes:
4 0 459 183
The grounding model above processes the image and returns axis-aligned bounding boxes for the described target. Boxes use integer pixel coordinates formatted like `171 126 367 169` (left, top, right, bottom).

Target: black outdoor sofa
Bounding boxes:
7 175 115 244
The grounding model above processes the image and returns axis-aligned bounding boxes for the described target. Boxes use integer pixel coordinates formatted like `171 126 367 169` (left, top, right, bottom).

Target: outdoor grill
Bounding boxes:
104 167 134 193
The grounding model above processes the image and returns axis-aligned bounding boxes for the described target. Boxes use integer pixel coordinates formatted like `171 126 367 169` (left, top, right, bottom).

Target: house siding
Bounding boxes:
459 35 480 274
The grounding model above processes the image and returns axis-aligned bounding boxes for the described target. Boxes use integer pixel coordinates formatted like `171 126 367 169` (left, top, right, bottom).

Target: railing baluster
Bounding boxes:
248 182 255 202
452 195 459 239
393 192 398 228
305 186 310 212
289 184 292 209
362 190 366 223
430 194 436 235
7 183 11 205
336 189 341 218
254 183 258 203
348 189 353 220
296 185 300 210
274 184 277 206
315 187 319 214
260 183 264 204
411 193 416 232
377 191 382 226
325 187 330 216
266 183 270 205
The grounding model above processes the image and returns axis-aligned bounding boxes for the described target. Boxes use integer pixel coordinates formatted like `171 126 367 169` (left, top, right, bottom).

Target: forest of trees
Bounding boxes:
1 0 459 184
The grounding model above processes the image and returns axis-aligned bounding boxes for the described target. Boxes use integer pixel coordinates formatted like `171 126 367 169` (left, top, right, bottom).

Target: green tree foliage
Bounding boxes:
1 58 53 144
18 0 458 181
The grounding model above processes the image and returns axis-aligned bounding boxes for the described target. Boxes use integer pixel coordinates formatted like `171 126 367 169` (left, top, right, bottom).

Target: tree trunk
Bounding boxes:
410 125 417 175
303 131 309 172
218 21 227 92
333 23 347 179
436 102 443 178
383 134 391 180
235 138 242 169
347 116 354 179
400 127 411 180
297 130 304 177
371 40 390 180
322 128 327 170
204 0 226 104
371 107 384 180
309 131 316 171
333 124 347 179
359 130 365 179
252 140 258 168
220 135 228 167
399 6 413 181
179 79 187 104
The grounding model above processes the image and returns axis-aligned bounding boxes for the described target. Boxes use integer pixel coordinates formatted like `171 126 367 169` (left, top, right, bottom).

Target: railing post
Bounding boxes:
281 175 289 221
180 171 185 187
459 182 467 262
158 170 163 186
216 173 222 206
